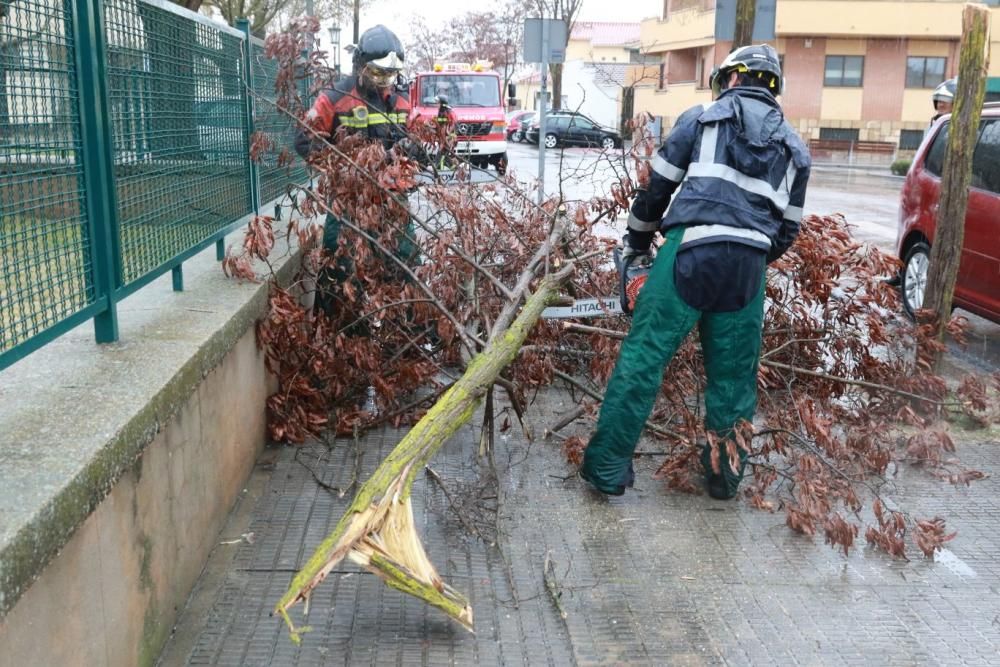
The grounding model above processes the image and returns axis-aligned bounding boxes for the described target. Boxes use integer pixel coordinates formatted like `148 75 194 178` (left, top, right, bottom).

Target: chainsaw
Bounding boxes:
541 243 653 319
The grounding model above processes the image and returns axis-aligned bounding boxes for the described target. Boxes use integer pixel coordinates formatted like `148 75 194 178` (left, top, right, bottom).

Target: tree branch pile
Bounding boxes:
226 21 999 640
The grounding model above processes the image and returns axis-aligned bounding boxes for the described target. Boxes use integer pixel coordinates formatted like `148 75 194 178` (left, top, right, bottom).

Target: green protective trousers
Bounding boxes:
580 225 766 497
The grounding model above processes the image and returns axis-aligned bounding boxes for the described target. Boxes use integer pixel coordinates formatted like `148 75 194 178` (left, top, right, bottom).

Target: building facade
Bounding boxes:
634 0 1000 150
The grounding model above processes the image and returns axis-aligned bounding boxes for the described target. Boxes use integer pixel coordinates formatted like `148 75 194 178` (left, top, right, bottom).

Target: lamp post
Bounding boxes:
328 24 342 77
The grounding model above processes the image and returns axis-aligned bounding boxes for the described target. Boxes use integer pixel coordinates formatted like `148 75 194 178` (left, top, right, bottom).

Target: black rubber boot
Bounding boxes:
579 461 635 496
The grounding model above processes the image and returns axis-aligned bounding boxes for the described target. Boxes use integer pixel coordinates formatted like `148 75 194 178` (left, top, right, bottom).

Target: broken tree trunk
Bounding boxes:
275 263 576 642
922 3 990 364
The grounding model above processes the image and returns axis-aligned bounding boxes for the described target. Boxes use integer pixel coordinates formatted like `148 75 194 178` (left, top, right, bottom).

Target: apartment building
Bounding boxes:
634 0 1000 151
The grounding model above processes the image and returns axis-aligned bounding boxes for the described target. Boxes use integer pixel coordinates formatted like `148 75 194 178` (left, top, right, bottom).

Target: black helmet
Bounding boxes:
710 44 783 97
352 25 404 72
932 77 957 108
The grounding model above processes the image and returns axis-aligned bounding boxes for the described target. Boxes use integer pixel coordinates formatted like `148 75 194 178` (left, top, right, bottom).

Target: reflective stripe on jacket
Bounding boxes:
294 76 411 157
628 87 811 263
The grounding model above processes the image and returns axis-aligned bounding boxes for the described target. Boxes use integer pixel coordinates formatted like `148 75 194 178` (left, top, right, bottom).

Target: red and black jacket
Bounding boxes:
295 76 411 158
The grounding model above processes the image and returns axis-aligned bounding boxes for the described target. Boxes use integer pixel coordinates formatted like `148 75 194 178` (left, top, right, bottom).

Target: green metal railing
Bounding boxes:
0 0 305 371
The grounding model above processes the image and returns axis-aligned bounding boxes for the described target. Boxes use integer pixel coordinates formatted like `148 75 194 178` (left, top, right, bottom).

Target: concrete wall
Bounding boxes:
0 210 299 666
0 333 269 667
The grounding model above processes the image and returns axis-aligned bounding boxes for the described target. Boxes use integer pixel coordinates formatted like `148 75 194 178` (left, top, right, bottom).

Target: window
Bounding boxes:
824 55 864 87
906 57 946 89
898 129 926 151
924 123 949 176
971 120 1000 194
819 127 860 142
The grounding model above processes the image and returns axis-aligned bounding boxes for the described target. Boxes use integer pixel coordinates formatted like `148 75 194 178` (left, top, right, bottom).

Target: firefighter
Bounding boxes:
930 77 957 124
579 44 811 499
295 24 419 312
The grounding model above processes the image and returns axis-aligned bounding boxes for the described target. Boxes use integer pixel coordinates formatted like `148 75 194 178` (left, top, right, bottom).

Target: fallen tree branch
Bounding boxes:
274 262 577 641
543 551 568 620
761 360 944 405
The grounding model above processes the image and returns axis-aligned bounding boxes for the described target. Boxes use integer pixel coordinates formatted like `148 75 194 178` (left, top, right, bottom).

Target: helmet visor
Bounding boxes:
364 64 400 87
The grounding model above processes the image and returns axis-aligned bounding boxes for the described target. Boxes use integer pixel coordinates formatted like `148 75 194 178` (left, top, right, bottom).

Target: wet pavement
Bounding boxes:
159 388 1000 666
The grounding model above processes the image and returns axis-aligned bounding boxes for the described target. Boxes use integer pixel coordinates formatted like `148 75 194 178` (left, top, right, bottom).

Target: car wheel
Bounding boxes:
601 136 616 150
901 241 931 319
512 130 523 142
494 153 508 175
544 133 558 149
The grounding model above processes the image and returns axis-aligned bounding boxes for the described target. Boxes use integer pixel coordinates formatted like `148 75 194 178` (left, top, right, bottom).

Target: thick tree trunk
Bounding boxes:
922 4 989 360
732 0 757 49
549 62 563 110
275 266 575 641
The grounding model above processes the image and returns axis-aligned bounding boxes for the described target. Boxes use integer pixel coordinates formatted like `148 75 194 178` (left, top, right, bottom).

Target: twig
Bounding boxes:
545 405 586 437
425 466 486 542
761 360 945 405
552 370 685 441
561 321 626 339
543 551 568 620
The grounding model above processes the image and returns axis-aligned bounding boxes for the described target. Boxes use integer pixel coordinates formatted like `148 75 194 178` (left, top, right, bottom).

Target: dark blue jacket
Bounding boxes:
628 87 811 264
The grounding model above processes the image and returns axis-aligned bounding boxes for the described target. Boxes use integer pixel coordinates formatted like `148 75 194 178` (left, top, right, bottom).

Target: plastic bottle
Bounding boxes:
362 385 378 415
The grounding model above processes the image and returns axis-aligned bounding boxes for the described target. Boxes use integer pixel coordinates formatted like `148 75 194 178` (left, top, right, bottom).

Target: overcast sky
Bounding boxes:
317 0 661 49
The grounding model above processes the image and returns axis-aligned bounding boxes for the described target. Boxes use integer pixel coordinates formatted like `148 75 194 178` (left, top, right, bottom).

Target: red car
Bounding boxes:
896 102 1000 323
506 110 535 143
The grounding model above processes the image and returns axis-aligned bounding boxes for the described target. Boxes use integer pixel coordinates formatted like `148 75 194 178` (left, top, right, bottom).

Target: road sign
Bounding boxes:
523 18 568 64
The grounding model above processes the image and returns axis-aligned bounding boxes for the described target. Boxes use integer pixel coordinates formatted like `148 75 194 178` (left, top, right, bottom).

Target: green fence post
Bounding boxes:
71 0 123 343
237 18 261 216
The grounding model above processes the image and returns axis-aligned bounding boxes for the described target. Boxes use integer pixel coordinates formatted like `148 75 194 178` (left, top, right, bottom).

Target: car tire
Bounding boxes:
494 153 508 175
512 130 523 142
901 241 931 319
601 136 616 150
544 133 558 149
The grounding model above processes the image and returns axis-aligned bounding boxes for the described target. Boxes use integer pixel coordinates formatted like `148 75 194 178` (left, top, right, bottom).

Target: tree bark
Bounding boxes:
274 264 575 641
732 0 757 50
922 4 990 361
549 62 563 110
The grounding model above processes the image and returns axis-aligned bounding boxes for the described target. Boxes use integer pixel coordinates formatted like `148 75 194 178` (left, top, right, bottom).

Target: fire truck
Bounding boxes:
409 62 508 174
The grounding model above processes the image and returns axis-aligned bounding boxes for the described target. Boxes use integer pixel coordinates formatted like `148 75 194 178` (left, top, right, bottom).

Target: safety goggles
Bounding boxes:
364 64 400 88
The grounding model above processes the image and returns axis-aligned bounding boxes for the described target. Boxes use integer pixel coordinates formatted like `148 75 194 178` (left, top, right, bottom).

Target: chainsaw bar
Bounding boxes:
541 297 622 319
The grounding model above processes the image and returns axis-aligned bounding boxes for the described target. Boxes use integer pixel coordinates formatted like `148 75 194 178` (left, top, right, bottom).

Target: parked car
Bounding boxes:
506 110 535 142
524 111 622 150
896 101 1000 323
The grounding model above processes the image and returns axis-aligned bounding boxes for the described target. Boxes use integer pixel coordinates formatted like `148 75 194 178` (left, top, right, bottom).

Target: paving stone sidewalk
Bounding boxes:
162 389 1000 666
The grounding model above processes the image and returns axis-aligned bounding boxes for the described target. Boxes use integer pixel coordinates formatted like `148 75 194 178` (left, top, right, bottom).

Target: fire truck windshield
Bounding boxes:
419 75 500 108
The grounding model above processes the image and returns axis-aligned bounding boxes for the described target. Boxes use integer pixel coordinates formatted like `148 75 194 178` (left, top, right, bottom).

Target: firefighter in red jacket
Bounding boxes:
295 25 418 311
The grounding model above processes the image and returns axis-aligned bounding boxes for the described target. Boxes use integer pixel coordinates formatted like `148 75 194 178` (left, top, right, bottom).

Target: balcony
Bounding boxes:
776 1 964 39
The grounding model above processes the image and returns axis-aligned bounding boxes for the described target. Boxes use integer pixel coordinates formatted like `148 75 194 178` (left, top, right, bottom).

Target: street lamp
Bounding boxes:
328 24 342 76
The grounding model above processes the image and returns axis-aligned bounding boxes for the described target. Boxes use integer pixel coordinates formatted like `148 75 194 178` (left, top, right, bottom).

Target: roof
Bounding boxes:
570 22 641 47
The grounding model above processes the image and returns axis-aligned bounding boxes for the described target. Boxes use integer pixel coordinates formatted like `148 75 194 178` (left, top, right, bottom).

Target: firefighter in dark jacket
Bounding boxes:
295 24 418 309
579 45 812 499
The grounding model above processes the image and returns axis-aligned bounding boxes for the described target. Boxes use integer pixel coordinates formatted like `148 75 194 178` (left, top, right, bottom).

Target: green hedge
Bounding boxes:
890 159 911 176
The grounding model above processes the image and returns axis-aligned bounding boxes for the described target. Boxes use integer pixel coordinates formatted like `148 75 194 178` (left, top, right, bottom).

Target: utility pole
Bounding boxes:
536 19 550 205
353 0 360 44
922 3 990 364
732 0 756 49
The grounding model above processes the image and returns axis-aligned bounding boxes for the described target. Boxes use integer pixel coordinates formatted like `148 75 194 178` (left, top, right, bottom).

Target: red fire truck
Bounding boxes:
409 62 508 174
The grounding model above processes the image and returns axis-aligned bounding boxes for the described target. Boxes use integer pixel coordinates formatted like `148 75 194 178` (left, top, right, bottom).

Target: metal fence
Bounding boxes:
0 0 306 371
